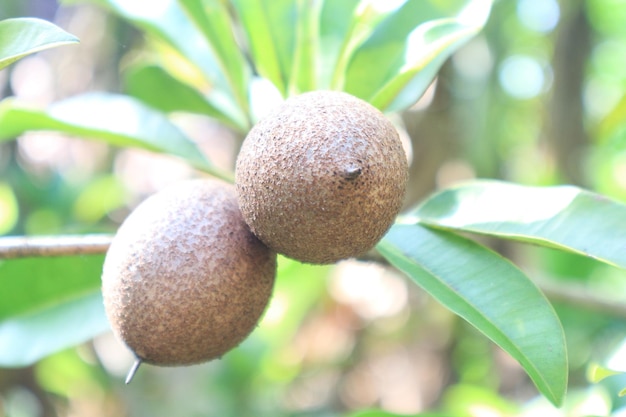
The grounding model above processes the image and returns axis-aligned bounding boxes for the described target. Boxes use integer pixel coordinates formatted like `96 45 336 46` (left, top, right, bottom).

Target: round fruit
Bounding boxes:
102 179 276 367
235 90 408 264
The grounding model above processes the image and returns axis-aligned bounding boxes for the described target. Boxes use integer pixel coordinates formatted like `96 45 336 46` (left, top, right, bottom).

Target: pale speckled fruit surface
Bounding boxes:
102 179 276 366
235 90 408 264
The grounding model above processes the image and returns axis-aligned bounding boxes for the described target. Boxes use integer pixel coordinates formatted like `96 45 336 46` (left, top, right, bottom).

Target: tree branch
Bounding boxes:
0 234 112 259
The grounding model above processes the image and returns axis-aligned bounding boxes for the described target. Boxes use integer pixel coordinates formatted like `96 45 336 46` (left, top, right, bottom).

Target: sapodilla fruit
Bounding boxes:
235 90 408 264
102 179 276 379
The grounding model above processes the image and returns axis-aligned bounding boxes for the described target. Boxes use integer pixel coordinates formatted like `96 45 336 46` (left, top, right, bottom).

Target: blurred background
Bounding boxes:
2 0 626 416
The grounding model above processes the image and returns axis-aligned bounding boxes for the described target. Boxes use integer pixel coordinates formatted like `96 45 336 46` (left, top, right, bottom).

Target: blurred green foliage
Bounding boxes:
2 0 626 416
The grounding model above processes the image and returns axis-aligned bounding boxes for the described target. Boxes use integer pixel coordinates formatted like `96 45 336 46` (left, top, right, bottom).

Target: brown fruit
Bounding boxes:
235 90 408 264
102 179 276 367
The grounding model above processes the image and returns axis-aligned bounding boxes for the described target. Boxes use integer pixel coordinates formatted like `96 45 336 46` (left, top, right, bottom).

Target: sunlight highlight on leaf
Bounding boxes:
458 0 492 27
587 362 623 383
345 0 493 112
0 291 109 367
414 180 626 270
0 18 79 70
415 181 580 225
0 94 233 181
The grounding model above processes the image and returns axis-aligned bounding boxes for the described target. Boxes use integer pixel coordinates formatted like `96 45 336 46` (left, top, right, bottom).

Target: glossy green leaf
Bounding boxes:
0 254 105 321
414 180 626 270
178 0 251 122
65 0 248 130
317 0 362 89
587 362 623 383
0 93 232 181
124 64 242 129
344 0 491 110
288 0 321 95
0 17 79 70
377 224 567 406
0 291 109 367
230 0 297 96
0 254 108 367
75 0 217 80
369 19 481 112
327 0 412 91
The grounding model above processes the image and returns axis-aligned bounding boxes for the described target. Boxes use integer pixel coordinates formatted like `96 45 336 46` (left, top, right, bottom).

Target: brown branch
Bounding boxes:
0 234 112 259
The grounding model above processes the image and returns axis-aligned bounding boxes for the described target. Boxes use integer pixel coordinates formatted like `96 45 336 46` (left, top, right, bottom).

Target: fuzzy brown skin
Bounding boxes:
102 179 276 366
236 91 408 264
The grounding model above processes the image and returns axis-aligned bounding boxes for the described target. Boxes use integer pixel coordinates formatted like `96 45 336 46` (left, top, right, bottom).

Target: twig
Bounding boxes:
0 234 112 259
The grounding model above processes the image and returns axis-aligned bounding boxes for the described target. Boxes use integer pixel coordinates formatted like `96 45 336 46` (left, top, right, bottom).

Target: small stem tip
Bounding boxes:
125 358 143 384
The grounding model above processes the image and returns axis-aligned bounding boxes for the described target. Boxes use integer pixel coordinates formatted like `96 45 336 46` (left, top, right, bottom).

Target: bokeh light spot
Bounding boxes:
517 0 560 33
498 55 548 100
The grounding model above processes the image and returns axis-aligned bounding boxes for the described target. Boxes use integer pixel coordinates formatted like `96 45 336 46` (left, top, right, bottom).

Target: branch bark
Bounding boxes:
0 234 112 259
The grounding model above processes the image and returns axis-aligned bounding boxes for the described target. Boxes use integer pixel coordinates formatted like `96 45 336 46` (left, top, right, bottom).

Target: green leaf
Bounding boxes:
288 0 321 95
124 64 242 129
369 19 482 112
587 362 623 383
178 0 251 122
317 0 362 89
67 0 248 130
0 254 105 321
377 224 567 406
0 93 233 181
0 291 109 367
414 180 626 270
0 254 108 367
327 1 408 91
0 17 79 70
344 0 491 111
230 0 297 96
77 0 216 80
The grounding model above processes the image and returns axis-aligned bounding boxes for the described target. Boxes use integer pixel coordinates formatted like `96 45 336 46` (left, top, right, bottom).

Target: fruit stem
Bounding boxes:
125 358 143 384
